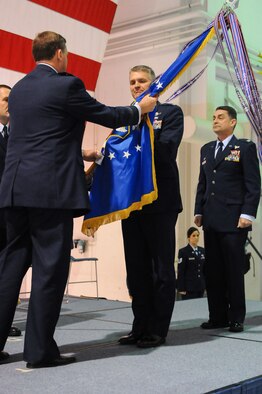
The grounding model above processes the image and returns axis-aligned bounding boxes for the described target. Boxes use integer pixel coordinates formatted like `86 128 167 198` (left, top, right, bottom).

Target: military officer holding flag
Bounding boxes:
119 65 184 348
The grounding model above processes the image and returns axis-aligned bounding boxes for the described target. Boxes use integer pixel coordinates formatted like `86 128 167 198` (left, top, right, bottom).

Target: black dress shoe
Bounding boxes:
229 322 244 333
201 320 229 329
9 326 22 337
137 335 165 348
26 355 76 369
118 332 140 345
0 351 10 362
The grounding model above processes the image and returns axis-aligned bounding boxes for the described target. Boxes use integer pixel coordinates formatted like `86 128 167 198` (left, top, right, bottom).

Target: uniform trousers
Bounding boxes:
203 229 247 324
0 207 73 363
122 210 178 338
0 226 6 251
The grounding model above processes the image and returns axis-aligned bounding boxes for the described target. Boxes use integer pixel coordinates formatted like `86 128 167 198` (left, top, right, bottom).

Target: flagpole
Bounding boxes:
225 0 239 10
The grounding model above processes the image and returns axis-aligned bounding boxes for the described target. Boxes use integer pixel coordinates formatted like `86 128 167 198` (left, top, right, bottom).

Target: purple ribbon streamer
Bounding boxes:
214 9 262 162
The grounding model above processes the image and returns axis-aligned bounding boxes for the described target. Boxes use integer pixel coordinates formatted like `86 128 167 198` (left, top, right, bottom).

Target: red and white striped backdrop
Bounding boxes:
0 0 118 93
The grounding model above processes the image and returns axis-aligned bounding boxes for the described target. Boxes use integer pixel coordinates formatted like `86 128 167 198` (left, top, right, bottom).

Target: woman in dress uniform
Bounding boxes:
177 227 205 300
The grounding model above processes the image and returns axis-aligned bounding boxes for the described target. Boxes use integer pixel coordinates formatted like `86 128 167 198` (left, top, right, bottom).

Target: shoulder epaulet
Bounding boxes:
202 141 213 148
159 103 174 107
238 138 252 143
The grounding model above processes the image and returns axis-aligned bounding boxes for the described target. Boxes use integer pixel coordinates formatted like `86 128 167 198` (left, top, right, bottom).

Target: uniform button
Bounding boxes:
213 170 216 173
198 275 200 278
211 192 215 196
212 180 215 184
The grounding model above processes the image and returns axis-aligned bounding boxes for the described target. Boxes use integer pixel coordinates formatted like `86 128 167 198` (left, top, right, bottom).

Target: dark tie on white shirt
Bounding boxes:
215 141 223 162
2 125 8 140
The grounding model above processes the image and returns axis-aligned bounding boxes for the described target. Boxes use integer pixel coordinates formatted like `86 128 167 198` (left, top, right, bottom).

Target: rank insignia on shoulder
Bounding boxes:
225 150 240 162
239 138 251 143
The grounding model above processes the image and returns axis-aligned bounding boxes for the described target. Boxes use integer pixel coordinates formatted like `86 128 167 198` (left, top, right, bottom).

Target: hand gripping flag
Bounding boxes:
81 25 216 236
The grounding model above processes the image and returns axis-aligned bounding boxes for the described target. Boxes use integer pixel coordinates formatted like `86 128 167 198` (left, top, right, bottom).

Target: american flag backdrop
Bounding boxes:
0 0 118 92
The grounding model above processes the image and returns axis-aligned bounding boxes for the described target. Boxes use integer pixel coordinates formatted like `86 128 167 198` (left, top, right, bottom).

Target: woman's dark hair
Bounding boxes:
187 227 199 238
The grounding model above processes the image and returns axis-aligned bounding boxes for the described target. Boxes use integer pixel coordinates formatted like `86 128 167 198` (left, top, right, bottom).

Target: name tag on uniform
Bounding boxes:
225 150 240 162
188 257 195 260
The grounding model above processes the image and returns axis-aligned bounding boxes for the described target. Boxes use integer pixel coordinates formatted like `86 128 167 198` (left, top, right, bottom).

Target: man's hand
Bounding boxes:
237 217 252 228
138 94 157 114
82 149 102 162
194 215 203 227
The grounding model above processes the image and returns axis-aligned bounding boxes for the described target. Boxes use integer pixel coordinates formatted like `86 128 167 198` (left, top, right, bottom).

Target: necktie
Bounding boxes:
215 141 223 162
2 125 8 140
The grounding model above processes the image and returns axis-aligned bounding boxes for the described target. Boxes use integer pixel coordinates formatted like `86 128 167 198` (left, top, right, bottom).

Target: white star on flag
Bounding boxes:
123 151 131 159
135 145 142 152
108 152 115 160
156 82 163 90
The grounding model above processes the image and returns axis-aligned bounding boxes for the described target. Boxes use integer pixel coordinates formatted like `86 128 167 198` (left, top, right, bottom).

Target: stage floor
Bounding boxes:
2 297 262 393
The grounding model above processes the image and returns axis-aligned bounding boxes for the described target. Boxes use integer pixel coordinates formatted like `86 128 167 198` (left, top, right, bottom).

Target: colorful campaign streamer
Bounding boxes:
213 6 262 162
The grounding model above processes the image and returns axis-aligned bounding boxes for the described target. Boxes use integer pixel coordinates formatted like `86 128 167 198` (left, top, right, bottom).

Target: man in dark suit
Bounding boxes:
119 65 183 348
0 85 11 250
194 105 261 333
0 32 157 367
0 84 22 341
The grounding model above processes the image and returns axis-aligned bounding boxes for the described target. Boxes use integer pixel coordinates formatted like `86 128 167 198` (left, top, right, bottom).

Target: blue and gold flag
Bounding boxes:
82 111 157 235
82 25 216 236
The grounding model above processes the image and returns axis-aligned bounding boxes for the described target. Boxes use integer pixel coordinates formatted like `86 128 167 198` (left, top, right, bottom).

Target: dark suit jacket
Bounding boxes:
177 244 205 292
0 65 139 217
194 135 261 232
142 102 184 213
0 129 7 229
0 133 6 181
